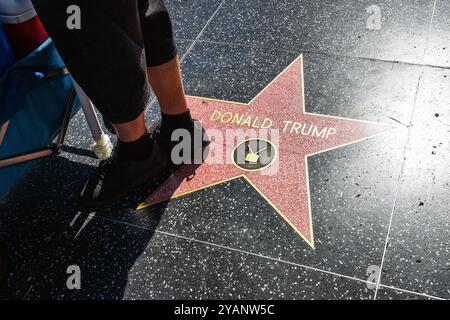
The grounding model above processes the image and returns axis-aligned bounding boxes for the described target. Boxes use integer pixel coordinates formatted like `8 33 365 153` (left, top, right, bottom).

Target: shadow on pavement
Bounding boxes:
0 153 172 299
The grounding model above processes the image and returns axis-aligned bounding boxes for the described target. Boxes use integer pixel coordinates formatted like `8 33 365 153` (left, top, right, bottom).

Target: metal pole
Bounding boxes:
72 79 112 160
0 149 53 168
55 87 76 148
72 80 102 141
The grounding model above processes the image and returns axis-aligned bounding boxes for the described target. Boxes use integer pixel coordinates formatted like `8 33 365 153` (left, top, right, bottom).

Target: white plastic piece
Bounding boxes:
73 80 104 141
91 134 113 160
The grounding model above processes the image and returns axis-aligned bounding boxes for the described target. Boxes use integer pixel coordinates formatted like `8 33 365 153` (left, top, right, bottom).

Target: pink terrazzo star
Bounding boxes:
139 55 396 248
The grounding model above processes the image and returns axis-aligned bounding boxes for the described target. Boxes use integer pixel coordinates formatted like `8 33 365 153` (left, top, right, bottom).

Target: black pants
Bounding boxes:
32 0 178 124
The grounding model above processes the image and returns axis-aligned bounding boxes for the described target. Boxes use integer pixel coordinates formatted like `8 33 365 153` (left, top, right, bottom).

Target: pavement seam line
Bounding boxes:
373 0 439 300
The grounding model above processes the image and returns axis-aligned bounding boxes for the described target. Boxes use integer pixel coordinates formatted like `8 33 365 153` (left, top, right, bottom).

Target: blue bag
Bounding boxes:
0 38 78 199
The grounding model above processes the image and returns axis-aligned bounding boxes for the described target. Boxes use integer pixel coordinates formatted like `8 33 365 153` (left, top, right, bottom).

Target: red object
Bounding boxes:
3 15 48 59
139 56 398 248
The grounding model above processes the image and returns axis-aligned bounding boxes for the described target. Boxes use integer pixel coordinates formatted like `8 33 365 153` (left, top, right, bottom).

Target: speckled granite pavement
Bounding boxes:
0 0 449 300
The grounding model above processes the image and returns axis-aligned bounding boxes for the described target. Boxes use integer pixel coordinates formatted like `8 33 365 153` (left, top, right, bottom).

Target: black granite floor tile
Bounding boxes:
166 0 223 40
176 39 194 57
181 41 299 103
23 214 158 300
379 67 450 299
25 214 374 300
424 0 450 68
376 286 439 300
0 155 93 298
200 0 435 64
181 42 420 125
303 54 422 125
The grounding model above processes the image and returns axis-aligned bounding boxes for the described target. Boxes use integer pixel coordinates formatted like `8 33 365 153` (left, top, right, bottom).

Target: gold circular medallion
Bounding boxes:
232 139 277 172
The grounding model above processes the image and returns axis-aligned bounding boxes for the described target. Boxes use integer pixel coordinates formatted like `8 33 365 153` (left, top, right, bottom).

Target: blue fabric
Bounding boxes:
0 39 78 199
0 24 16 78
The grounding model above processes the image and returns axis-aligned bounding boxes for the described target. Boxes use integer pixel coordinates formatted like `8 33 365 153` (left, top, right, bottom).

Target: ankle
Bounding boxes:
114 113 147 142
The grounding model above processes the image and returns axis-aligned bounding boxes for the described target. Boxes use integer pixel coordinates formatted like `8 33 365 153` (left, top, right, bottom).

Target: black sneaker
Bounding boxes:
79 140 168 207
156 120 210 165
102 117 210 165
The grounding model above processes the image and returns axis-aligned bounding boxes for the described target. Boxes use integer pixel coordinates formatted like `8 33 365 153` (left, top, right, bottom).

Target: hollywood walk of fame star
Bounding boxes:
138 55 397 248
